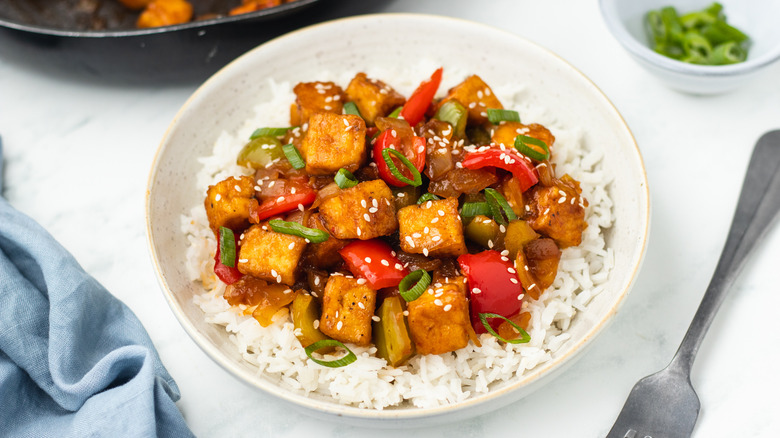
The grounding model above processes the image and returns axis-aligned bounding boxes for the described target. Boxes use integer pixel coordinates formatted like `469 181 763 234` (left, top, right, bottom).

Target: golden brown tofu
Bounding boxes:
407 280 471 355
293 81 345 124
526 177 587 248
302 213 352 269
438 75 503 126
524 238 562 290
491 122 556 151
237 223 306 286
300 112 367 175
136 0 193 28
204 175 258 236
345 73 406 126
397 197 467 258
320 275 376 346
318 180 398 240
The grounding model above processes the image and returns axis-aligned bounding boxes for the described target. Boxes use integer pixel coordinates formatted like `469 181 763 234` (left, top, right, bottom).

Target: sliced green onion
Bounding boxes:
398 269 431 302
250 127 293 139
514 135 550 161
709 41 747 64
478 313 531 344
343 101 362 117
460 201 491 218
701 20 749 45
388 107 403 118
683 31 712 58
645 10 667 45
304 339 357 368
484 188 517 226
434 100 467 137
282 144 305 169
416 193 441 204
334 168 358 189
218 227 236 268
381 148 422 187
268 219 329 243
487 108 521 124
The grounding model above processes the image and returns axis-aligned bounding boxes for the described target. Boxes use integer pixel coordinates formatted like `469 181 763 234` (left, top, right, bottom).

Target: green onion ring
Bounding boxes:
478 313 531 344
218 227 236 268
487 108 521 124
398 269 431 302
343 102 362 117
484 188 517 226
268 219 329 243
416 193 441 204
388 107 403 118
304 339 358 368
381 148 422 187
334 168 359 189
514 135 550 161
282 144 306 169
250 127 293 139
460 201 491 218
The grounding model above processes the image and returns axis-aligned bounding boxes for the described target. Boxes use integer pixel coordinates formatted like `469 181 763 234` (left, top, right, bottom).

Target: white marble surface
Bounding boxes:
2 0 779 436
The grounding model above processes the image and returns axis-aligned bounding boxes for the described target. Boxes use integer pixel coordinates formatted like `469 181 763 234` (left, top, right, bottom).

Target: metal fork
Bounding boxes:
606 130 780 438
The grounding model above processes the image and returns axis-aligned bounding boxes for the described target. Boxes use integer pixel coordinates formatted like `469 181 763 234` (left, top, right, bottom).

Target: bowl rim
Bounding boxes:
145 12 651 421
598 0 780 77
0 0 321 38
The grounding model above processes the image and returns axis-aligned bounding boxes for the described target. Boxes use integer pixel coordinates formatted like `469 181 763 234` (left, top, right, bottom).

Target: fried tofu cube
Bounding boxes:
438 75 503 126
320 275 376 346
397 197 467 257
302 213 352 269
204 175 258 236
526 176 587 248
407 280 471 355
318 179 398 240
293 81 345 124
491 122 556 150
300 112 367 176
524 238 562 291
345 73 406 126
237 223 306 286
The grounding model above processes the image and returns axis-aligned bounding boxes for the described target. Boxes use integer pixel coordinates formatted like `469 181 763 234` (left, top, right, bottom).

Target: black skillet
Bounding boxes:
0 0 383 84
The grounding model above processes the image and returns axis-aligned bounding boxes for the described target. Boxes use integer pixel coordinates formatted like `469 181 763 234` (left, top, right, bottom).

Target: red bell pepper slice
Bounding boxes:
457 250 524 334
339 239 410 290
373 130 426 187
214 231 243 285
400 67 443 127
249 185 316 222
461 148 539 192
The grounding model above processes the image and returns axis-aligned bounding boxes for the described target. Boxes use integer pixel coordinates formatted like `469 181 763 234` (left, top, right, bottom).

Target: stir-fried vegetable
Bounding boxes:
373 296 415 366
457 250 524 333
461 149 538 192
339 239 410 290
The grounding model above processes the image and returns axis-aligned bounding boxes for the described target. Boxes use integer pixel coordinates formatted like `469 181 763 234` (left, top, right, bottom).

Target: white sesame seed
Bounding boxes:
291 187 297 194
437 210 445 216
456 162 464 168
369 207 378 213
314 276 320 285
558 197 567 204
357 227 362 237
358 302 366 309
501 250 510 256
432 236 441 242
214 194 221 201
288 242 295 250
477 90 483 99
238 258 248 263
363 213 371 221
501 256 510 262
509 277 518 284
426 201 433 209
337 321 343 330
443 304 452 312
283 288 292 294
468 102 476 109
361 199 367 208
305 238 310 243
335 310 339 318
357 278 367 285
423 248 429 256
271 269 278 277
488 239 494 248
234 185 241 192
517 294 525 300
298 203 304 211
524 265 530 271
385 199 391 206
472 288 481 294
412 233 422 238
268 181 276 188
403 310 409 316
398 192 406 198
405 236 415 247
431 217 439 224
343 118 350 126
544 208 550 215
381 259 390 266
391 129 397 138
372 316 381 322
423 227 430 234
254 185 261 191
312 319 320 329
277 196 285 202
276 275 282 283
499 224 506 233
434 299 443 306
508 267 516 274
395 263 403 270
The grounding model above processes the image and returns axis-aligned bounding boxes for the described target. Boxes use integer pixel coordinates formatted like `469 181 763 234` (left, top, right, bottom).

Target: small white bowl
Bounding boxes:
146 13 649 427
599 0 780 94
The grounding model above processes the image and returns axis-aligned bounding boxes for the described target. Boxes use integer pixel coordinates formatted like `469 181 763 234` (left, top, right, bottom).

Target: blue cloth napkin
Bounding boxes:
0 138 194 437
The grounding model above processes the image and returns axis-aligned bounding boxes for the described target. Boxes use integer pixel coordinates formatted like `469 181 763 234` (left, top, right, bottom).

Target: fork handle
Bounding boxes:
669 130 780 374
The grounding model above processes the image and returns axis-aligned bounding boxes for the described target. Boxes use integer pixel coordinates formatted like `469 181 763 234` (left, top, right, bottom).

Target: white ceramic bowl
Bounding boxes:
146 13 649 427
599 0 780 95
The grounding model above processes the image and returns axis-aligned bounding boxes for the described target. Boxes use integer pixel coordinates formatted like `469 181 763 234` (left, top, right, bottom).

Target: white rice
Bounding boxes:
181 69 614 409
